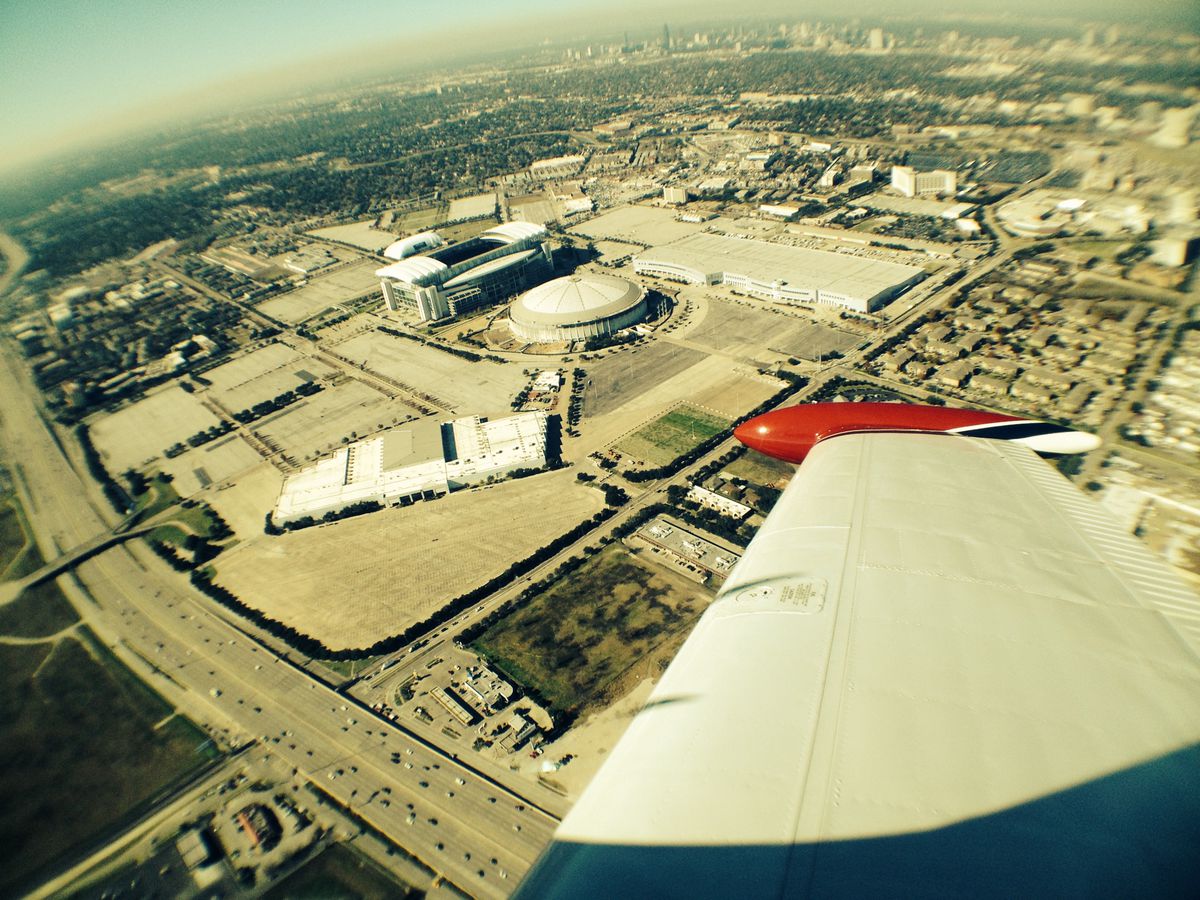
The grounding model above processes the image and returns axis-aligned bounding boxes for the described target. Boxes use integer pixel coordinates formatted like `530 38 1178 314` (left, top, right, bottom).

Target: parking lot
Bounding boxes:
258 260 382 323
90 385 221 473
202 343 336 411
253 379 399 463
335 331 526 416
685 297 861 361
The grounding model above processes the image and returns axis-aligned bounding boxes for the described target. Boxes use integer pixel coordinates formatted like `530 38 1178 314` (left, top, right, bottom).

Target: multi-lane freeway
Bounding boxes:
0 347 556 898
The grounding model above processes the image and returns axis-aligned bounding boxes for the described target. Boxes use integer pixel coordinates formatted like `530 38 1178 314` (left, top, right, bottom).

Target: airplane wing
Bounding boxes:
516 416 1200 898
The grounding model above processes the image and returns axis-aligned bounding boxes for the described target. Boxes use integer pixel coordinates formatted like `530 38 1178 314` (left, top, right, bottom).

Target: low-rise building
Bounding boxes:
273 412 549 525
938 361 974 388
972 374 1010 395
687 484 752 520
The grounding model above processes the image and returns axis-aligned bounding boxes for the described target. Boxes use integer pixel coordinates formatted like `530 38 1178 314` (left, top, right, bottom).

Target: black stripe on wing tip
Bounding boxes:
956 422 1073 441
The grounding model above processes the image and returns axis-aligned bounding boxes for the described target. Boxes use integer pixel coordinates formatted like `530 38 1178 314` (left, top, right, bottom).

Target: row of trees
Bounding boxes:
263 499 384 534
76 424 132 513
231 381 323 424
195 506 621 662
166 382 324 458
379 325 506 364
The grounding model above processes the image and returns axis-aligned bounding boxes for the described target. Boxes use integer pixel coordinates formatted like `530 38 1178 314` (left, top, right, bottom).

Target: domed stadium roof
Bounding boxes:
383 231 443 260
512 273 644 327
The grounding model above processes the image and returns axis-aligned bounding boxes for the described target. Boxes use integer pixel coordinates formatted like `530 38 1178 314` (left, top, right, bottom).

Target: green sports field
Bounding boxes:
615 404 730 467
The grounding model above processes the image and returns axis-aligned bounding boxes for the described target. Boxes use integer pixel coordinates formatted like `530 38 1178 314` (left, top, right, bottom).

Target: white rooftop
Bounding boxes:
635 232 925 302
512 273 643 326
273 412 548 524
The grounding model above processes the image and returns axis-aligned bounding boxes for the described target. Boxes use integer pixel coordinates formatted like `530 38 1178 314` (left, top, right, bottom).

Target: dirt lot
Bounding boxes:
447 193 497 221
253 379 399 462
685 298 860 362
334 330 526 416
202 343 336 411
90 386 220 473
533 678 657 800
214 469 603 650
258 260 381 323
204 462 285 539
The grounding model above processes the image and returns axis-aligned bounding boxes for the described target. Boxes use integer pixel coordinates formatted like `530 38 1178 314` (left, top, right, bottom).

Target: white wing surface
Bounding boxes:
517 433 1200 898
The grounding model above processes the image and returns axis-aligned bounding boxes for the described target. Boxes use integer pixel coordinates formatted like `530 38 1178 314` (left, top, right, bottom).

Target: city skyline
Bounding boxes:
2 0 1193 176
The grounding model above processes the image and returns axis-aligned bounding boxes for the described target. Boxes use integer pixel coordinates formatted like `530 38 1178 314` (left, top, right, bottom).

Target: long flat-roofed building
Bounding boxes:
633 232 925 313
273 412 548 525
376 222 553 322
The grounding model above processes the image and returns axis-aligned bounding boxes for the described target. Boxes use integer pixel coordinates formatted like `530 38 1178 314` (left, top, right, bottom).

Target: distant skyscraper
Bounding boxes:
662 24 671 51
868 28 884 50
891 165 916 197
891 165 956 197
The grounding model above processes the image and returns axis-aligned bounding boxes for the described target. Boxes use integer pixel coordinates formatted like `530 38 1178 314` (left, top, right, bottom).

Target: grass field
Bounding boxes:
0 500 27 575
616 404 730 467
264 842 418 900
724 451 797 489
473 546 708 718
0 629 217 895
0 491 79 637
0 581 79 638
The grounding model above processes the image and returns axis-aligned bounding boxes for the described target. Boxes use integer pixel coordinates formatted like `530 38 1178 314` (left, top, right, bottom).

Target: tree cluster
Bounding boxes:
76 423 132 513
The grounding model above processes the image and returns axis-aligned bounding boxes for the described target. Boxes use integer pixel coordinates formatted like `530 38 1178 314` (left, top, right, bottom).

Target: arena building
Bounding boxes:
633 233 925 313
272 411 549 525
509 273 648 343
376 222 553 322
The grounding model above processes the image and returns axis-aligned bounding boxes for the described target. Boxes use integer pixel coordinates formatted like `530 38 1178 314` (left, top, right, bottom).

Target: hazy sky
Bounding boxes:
1 0 1193 175
0 0 577 172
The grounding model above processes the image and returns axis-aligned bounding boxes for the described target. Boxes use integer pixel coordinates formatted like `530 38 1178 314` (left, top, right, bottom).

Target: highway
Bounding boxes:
0 347 555 898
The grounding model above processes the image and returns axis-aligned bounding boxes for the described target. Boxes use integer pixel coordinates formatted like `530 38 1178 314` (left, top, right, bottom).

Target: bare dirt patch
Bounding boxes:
214 469 603 650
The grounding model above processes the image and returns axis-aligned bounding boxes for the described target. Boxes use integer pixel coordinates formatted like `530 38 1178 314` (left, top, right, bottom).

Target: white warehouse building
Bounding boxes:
633 233 925 313
272 412 549 525
509 273 648 343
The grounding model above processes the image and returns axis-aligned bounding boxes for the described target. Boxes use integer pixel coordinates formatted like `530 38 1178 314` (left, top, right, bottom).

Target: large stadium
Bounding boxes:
633 232 925 313
509 273 648 343
376 222 554 322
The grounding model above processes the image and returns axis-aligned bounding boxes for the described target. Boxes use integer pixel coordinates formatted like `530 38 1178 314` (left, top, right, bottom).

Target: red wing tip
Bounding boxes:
735 402 1098 463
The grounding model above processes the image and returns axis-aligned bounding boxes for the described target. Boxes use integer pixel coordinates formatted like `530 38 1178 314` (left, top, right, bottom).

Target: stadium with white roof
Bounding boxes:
509 273 648 343
376 222 554 322
633 233 925 313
